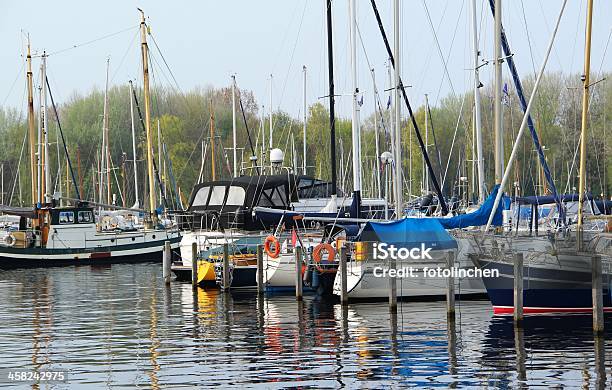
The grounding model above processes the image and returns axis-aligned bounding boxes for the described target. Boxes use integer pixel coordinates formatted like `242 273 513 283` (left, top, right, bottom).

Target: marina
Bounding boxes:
0 0 610 387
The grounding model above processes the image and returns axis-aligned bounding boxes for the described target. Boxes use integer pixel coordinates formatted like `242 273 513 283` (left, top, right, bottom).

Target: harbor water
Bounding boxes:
0 262 610 388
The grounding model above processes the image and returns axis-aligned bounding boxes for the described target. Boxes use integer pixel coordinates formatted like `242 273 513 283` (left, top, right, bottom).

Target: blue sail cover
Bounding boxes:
435 184 510 229
360 218 457 250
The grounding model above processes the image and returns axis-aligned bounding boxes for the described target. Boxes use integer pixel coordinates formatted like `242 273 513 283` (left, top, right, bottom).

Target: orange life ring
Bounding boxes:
312 243 337 273
264 235 281 258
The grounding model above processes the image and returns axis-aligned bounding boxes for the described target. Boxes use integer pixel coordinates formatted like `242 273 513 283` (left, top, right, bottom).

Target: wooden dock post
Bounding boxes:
514 252 524 326
592 254 604 334
257 244 264 294
339 245 348 305
191 242 198 288
163 241 171 285
222 243 230 291
446 251 455 321
389 247 397 312
294 246 303 300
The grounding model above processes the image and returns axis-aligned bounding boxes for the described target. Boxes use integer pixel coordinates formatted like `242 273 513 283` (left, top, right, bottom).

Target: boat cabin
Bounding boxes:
183 175 299 231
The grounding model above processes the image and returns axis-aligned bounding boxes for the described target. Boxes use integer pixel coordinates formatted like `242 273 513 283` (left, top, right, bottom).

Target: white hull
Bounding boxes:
333 248 485 299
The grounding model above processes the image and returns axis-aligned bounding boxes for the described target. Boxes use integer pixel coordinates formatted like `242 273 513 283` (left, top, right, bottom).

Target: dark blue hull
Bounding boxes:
473 258 612 314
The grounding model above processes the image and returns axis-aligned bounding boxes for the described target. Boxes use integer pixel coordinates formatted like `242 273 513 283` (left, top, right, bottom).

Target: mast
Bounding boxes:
102 57 111 205
424 94 429 194
129 81 140 207
471 0 485 203
37 80 42 203
269 74 273 151
26 39 37 205
232 74 237 177
326 0 337 196
483 0 567 233
393 0 402 219
349 0 361 217
41 52 51 204
577 0 594 247
77 146 83 199
387 61 394 163
138 9 157 223
157 119 162 200
302 65 307 175
372 68 381 199
209 99 216 181
493 0 504 184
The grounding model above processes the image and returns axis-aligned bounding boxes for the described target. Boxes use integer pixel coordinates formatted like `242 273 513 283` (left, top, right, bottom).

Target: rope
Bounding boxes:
47 25 139 56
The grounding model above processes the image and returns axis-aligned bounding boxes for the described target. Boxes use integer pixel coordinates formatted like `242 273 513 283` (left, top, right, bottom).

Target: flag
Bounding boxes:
358 95 364 107
386 95 392 109
502 83 510 106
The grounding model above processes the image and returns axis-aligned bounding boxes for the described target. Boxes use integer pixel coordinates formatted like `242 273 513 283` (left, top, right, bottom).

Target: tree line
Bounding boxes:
0 71 609 208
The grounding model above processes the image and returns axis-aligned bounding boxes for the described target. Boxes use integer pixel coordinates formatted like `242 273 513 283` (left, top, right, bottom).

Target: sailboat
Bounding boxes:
0 11 181 268
469 0 612 314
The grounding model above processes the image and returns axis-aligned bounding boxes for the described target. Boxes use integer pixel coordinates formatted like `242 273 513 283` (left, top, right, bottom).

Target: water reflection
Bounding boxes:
0 264 610 388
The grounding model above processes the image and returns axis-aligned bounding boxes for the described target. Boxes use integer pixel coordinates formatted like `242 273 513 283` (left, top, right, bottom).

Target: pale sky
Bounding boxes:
1 0 610 120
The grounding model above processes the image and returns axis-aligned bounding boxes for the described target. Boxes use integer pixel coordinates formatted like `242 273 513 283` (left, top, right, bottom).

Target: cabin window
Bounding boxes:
78 211 93 223
208 186 226 206
192 186 211 207
259 185 287 207
271 185 287 205
59 211 75 224
225 186 246 206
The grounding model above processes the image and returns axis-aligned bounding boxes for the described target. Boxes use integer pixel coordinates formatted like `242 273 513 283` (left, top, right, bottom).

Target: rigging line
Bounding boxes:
238 92 260 175
110 29 140 84
422 0 459 97
2 62 25 107
278 0 308 110
568 0 585 76
45 77 81 200
8 119 28 206
47 25 139 56
536 0 565 72
596 28 612 76
441 92 468 190
414 0 450 100
369 0 448 214
356 22 392 150
148 32 182 93
271 0 303 75
426 103 444 184
519 0 538 78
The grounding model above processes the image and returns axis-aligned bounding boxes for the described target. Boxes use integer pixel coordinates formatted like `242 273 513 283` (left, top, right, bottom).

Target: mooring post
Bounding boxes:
339 245 348 305
191 242 198 288
294 246 303 300
389 243 397 312
514 252 524 325
592 254 604 334
222 243 230 291
446 251 455 321
257 244 264 294
163 241 171 284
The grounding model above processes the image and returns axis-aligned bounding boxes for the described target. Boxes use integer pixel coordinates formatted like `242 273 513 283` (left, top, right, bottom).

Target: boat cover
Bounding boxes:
0 205 36 219
435 184 510 229
360 218 457 250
